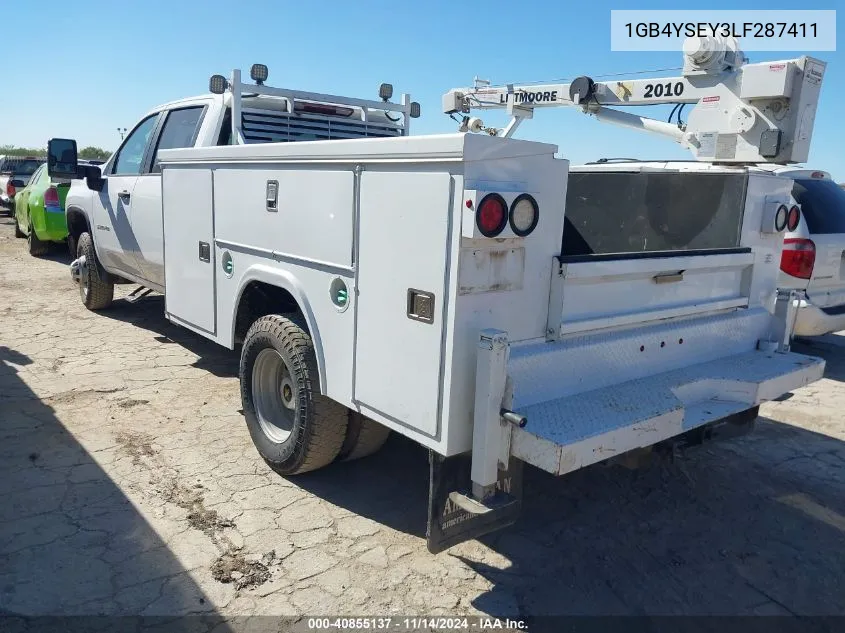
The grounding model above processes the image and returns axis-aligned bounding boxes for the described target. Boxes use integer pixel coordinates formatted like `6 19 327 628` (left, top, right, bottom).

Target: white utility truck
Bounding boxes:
49 42 825 553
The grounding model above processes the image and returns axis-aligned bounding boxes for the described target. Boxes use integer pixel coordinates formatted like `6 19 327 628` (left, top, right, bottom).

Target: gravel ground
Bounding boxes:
1 212 845 627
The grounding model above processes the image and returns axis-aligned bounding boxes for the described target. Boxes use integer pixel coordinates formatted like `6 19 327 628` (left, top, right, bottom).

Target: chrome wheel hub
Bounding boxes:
251 349 297 444
70 255 88 299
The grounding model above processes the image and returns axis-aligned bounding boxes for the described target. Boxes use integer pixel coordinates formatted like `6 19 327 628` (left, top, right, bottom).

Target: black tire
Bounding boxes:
14 216 24 238
240 314 347 475
76 232 114 310
337 412 391 462
27 223 49 256
67 234 77 259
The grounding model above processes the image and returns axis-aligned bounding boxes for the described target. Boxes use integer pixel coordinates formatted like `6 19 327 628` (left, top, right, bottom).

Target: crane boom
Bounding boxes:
443 37 826 164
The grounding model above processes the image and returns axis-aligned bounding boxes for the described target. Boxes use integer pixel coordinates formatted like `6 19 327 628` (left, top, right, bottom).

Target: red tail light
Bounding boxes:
6 182 15 197
44 186 60 207
786 205 800 232
780 238 815 279
476 193 507 237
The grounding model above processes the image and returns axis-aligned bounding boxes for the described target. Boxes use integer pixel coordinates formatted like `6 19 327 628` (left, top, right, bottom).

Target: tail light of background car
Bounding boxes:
44 186 60 208
6 182 15 197
780 238 816 280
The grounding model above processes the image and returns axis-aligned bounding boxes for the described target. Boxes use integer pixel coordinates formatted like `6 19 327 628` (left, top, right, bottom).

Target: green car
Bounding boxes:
13 162 70 256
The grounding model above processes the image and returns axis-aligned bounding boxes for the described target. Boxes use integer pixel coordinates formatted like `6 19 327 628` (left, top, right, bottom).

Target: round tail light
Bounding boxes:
509 194 539 236
774 204 788 232
786 205 800 232
476 193 507 237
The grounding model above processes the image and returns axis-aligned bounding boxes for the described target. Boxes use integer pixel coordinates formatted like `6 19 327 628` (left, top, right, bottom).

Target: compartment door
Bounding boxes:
162 168 216 335
355 171 452 436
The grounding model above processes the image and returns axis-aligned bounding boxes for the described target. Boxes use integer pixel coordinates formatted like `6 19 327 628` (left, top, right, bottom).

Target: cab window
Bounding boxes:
112 115 158 176
151 106 205 173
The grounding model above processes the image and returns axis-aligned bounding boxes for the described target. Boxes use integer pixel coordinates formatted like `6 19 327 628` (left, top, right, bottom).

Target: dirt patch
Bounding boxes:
187 508 235 533
160 478 236 534
114 431 156 465
47 387 124 406
211 548 274 590
116 398 150 409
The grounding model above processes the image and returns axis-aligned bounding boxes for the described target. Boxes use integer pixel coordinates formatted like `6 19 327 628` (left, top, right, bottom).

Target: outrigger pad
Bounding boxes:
426 451 523 554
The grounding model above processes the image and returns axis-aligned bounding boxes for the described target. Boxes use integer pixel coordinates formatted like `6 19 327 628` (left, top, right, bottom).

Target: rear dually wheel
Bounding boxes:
240 314 348 475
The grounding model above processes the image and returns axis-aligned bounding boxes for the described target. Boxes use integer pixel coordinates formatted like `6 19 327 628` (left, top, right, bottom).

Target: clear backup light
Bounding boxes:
774 204 789 232
509 194 539 236
209 74 228 94
410 102 421 118
250 63 269 85
379 83 393 101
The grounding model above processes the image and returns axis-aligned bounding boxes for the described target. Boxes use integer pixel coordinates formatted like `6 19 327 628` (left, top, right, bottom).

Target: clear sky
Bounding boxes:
1 0 841 179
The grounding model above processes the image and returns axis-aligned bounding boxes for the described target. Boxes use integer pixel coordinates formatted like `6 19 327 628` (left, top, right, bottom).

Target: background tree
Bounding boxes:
1 144 112 160
78 146 111 161
0 145 45 157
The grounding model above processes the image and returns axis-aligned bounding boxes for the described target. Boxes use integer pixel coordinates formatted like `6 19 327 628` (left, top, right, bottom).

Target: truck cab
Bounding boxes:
59 66 418 299
67 95 218 288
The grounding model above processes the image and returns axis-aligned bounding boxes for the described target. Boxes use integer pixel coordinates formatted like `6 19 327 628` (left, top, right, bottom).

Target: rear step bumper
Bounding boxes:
426 334 824 553
510 349 824 476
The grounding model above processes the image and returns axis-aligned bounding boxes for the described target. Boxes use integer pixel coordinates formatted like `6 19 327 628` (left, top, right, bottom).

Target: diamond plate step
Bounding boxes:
510 350 824 476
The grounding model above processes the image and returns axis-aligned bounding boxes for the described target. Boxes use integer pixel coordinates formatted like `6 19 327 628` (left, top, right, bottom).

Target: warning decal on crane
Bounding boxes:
698 132 717 158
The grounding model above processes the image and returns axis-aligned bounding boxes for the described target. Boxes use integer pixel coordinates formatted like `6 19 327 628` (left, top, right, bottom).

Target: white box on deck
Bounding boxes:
739 62 795 99
159 133 566 456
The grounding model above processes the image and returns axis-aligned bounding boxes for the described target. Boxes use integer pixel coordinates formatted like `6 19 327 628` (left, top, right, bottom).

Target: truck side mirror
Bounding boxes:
83 164 104 192
47 138 79 180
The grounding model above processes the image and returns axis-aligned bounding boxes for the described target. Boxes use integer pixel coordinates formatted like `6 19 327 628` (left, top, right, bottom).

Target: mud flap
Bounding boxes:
426 451 523 554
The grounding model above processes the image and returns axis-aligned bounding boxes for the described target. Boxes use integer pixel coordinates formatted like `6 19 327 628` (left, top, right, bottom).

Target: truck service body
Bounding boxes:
49 42 826 552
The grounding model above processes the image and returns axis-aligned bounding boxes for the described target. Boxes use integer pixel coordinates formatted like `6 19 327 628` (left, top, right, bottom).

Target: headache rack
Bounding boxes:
210 65 420 145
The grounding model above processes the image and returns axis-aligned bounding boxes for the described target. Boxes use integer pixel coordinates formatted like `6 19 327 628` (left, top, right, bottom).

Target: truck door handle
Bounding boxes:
118 190 131 201
653 271 684 284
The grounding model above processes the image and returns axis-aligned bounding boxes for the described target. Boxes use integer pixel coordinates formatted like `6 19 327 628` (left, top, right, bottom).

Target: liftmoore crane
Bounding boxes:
442 35 826 164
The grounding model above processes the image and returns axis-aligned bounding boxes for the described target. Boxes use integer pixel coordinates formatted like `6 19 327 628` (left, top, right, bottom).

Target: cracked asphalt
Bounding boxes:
1 213 845 626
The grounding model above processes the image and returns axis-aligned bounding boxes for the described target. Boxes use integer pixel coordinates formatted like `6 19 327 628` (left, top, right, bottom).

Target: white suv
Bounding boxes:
770 168 845 336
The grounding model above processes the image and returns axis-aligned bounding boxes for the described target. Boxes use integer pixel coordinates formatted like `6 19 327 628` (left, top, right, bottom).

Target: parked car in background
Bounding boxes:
12 161 83 256
773 168 845 336
0 156 45 212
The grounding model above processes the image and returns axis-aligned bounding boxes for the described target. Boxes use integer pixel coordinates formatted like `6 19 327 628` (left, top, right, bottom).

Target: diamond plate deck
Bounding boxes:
510 349 825 476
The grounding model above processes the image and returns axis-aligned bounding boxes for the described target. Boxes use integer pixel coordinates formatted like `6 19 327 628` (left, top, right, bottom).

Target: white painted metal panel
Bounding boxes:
557 252 753 334
458 247 525 295
510 308 770 410
355 171 453 436
131 174 165 287
162 168 216 333
213 168 354 268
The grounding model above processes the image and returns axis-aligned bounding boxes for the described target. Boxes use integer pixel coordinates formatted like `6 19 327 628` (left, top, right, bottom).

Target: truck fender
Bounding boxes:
65 204 95 249
232 264 327 394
